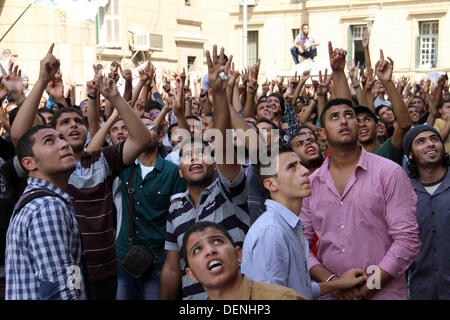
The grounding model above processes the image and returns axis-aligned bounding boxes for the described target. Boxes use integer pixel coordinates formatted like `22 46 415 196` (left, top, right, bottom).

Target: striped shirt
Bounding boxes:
5 178 86 300
68 141 126 282
165 167 250 300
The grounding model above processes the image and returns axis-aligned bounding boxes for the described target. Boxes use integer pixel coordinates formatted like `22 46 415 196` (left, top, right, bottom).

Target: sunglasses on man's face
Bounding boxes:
150 112 160 118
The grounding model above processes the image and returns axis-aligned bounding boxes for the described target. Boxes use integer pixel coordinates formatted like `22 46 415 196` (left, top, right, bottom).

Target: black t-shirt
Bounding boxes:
0 136 15 162
418 111 429 125
0 158 27 267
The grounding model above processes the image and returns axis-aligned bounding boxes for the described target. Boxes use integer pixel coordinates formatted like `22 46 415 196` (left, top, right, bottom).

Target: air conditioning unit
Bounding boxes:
240 0 257 6
133 33 163 51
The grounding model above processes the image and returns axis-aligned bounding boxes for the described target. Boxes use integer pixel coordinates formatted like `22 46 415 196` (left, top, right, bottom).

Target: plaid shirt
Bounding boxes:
5 178 86 300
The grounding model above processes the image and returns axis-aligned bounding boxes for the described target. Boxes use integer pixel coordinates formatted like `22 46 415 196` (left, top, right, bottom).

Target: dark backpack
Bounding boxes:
13 189 67 216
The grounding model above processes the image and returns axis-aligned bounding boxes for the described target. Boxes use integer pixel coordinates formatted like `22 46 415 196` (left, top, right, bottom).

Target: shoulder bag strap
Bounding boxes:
128 165 136 246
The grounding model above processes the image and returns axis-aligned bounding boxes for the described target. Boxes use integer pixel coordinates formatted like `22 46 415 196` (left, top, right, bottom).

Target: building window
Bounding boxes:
187 56 196 72
247 31 259 66
419 21 438 68
292 28 300 42
348 24 367 67
97 0 121 47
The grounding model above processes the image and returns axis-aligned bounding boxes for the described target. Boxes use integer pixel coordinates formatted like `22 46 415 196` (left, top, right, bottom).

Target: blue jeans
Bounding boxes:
290 46 317 64
116 264 161 300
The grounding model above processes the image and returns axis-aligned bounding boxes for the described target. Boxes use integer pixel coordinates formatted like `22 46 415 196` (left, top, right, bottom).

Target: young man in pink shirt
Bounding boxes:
300 98 421 300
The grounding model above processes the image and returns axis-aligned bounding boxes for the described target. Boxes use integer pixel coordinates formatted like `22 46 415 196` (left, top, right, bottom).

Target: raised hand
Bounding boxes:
46 70 65 100
179 68 187 86
0 76 8 101
348 60 360 83
96 75 120 99
374 49 394 82
0 63 23 94
328 41 347 72
301 69 311 83
86 80 97 96
317 69 332 96
39 43 60 83
362 29 370 49
421 78 431 95
119 63 132 81
206 45 232 94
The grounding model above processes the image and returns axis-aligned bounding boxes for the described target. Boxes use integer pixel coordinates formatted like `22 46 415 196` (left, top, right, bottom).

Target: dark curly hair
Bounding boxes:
406 151 450 179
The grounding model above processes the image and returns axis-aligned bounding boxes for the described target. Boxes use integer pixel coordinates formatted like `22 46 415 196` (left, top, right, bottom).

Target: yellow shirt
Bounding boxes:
235 275 307 300
434 118 450 153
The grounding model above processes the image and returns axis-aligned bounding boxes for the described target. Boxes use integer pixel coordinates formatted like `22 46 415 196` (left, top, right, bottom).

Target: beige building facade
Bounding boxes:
1 0 449 102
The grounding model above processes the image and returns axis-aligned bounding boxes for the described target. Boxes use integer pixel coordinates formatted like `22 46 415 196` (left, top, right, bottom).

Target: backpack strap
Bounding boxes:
13 189 67 217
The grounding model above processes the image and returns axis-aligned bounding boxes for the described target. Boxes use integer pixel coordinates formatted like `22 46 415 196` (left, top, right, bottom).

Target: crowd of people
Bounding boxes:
0 28 449 301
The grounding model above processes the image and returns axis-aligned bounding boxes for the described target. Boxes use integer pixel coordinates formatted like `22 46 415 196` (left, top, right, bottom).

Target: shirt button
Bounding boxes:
137 202 140 205
342 248 345 253
340 201 344 206
341 225 345 229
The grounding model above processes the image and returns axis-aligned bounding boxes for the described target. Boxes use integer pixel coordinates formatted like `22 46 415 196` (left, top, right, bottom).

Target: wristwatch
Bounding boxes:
88 93 97 100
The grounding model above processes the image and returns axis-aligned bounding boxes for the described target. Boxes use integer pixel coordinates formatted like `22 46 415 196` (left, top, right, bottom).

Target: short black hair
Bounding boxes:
167 122 179 141
256 143 294 183
16 125 52 167
51 107 86 129
301 23 309 29
287 126 314 145
146 100 162 113
320 98 354 128
186 115 201 122
256 117 278 130
182 222 235 268
375 104 392 117
437 99 450 110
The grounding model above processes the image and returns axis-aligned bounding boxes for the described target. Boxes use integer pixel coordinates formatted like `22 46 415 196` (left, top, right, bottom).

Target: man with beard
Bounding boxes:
403 125 450 300
254 100 275 122
10 44 152 300
288 126 324 174
115 120 186 300
356 51 411 165
160 46 250 300
300 97 421 300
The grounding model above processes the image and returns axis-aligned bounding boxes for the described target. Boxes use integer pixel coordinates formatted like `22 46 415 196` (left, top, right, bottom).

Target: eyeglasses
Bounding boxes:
150 112 160 118
80 104 87 109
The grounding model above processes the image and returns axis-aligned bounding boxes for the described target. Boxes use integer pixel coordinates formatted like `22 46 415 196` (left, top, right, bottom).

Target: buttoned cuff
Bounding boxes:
311 281 321 300
378 254 405 278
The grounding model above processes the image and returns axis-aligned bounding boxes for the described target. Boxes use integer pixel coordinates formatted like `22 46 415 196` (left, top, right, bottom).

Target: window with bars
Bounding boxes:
347 25 367 67
418 21 438 68
247 31 259 66
97 0 121 47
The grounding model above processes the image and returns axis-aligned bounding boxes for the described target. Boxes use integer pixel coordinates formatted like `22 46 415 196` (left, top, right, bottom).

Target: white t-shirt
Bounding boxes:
424 182 443 195
140 163 155 180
